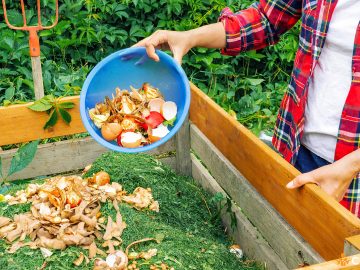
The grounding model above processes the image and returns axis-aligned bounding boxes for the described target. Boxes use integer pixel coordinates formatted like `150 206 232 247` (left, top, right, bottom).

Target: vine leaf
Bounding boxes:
43 109 58 129
8 140 40 177
28 95 53 112
58 107 71 124
58 102 75 109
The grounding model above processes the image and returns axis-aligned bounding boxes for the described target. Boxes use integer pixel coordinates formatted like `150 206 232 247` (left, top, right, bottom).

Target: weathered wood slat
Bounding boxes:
191 124 323 268
175 115 191 176
191 154 287 270
345 235 360 256
0 96 85 146
0 136 175 180
189 82 360 260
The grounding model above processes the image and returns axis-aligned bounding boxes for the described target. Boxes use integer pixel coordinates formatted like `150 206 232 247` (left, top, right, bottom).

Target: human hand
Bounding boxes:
286 151 360 201
132 30 193 65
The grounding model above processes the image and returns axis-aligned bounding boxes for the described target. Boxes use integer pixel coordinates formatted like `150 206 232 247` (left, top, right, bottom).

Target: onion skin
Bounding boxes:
66 191 82 208
93 171 111 186
101 123 122 141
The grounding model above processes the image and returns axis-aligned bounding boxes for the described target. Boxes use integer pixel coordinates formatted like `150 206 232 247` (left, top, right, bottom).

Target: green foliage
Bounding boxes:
28 95 75 129
0 0 299 134
0 140 40 185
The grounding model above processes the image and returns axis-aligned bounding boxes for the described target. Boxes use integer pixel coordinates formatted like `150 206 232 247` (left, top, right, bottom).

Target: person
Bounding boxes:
134 0 360 217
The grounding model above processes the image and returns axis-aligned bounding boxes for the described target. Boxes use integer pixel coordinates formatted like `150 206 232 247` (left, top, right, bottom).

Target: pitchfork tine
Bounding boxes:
36 0 42 27
43 0 59 29
20 0 27 26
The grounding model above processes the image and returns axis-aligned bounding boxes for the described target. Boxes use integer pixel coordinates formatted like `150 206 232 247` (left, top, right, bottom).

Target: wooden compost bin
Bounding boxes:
1 83 360 270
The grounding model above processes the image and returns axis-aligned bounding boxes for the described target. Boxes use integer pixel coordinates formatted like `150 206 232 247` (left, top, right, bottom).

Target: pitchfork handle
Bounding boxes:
31 57 44 100
29 29 44 99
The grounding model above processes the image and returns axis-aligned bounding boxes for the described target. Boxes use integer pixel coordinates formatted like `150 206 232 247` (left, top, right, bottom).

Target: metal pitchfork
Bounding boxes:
2 0 59 100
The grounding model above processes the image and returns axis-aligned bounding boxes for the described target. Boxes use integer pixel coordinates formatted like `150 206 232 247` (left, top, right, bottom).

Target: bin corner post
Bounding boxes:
175 114 192 176
344 235 360 256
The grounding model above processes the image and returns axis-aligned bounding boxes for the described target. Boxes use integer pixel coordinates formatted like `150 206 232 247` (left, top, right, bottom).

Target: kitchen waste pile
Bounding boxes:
89 83 178 148
0 153 261 270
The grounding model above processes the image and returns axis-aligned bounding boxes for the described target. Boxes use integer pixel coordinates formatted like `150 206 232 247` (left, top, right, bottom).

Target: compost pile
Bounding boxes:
89 83 177 148
0 153 260 270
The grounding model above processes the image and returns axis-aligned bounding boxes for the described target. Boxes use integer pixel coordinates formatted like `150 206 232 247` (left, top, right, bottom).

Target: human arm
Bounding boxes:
132 23 226 64
133 0 302 63
286 149 360 201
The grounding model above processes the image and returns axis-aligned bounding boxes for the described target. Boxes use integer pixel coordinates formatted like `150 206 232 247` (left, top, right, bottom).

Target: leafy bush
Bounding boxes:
0 0 299 134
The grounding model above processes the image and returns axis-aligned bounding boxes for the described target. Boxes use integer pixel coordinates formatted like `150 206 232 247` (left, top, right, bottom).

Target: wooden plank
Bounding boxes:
298 254 360 270
345 235 360 256
191 154 287 270
189 82 360 260
0 96 86 146
158 156 176 171
175 115 191 176
191 124 323 268
0 136 175 180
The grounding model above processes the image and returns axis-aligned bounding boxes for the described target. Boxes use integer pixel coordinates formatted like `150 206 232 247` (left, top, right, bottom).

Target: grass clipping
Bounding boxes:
0 153 261 270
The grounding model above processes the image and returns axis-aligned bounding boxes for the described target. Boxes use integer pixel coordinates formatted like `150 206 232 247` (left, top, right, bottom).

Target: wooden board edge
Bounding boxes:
191 154 288 270
297 254 360 270
1 136 176 181
345 235 360 256
189 82 360 260
190 123 324 268
0 96 85 146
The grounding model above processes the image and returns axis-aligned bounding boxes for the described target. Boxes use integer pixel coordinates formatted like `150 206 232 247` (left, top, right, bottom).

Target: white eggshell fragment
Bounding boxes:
161 101 177 121
121 132 142 148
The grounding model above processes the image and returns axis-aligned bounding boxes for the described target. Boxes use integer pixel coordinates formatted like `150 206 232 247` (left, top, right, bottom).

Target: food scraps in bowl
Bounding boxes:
89 83 178 148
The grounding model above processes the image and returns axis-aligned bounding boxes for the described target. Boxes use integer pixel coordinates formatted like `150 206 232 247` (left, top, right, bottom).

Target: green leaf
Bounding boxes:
58 102 75 109
8 140 40 177
28 96 54 112
5 87 15 100
43 109 58 129
246 78 264 86
163 117 176 127
3 100 11 106
58 108 71 124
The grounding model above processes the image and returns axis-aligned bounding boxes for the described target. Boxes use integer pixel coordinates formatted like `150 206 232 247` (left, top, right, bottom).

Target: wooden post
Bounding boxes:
175 114 191 176
345 235 360 256
31 56 45 100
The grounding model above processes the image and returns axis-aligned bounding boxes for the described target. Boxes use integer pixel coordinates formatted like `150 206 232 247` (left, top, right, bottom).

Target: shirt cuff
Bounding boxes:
218 7 244 56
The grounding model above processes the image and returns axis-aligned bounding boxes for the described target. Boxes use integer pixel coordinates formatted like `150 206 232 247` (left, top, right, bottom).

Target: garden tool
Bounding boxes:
2 0 58 100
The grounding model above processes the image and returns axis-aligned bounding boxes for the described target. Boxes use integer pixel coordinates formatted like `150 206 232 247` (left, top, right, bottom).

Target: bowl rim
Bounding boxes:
80 47 190 153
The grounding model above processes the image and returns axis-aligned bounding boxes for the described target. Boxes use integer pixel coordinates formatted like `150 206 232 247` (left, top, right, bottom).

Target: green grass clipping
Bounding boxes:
0 152 262 270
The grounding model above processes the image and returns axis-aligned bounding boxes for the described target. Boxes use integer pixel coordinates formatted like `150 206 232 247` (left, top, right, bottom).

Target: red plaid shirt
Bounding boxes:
219 0 360 217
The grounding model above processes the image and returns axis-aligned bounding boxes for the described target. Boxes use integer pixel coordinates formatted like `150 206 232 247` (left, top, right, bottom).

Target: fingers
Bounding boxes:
286 173 316 189
133 30 168 62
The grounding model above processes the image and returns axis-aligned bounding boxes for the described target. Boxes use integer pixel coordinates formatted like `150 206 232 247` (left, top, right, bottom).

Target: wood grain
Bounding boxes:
298 254 360 270
175 115 191 176
191 154 287 270
0 96 86 146
190 124 323 268
0 136 176 181
345 235 360 256
31 56 45 100
189 82 360 260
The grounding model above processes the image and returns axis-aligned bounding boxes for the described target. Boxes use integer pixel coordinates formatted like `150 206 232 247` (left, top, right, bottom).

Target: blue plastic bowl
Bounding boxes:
80 47 190 153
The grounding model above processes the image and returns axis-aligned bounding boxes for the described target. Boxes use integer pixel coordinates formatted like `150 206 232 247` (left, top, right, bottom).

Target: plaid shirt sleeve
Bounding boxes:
219 0 302 55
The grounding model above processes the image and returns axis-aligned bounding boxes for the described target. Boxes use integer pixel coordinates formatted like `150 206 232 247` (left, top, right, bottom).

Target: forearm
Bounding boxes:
187 22 226 49
340 149 360 176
